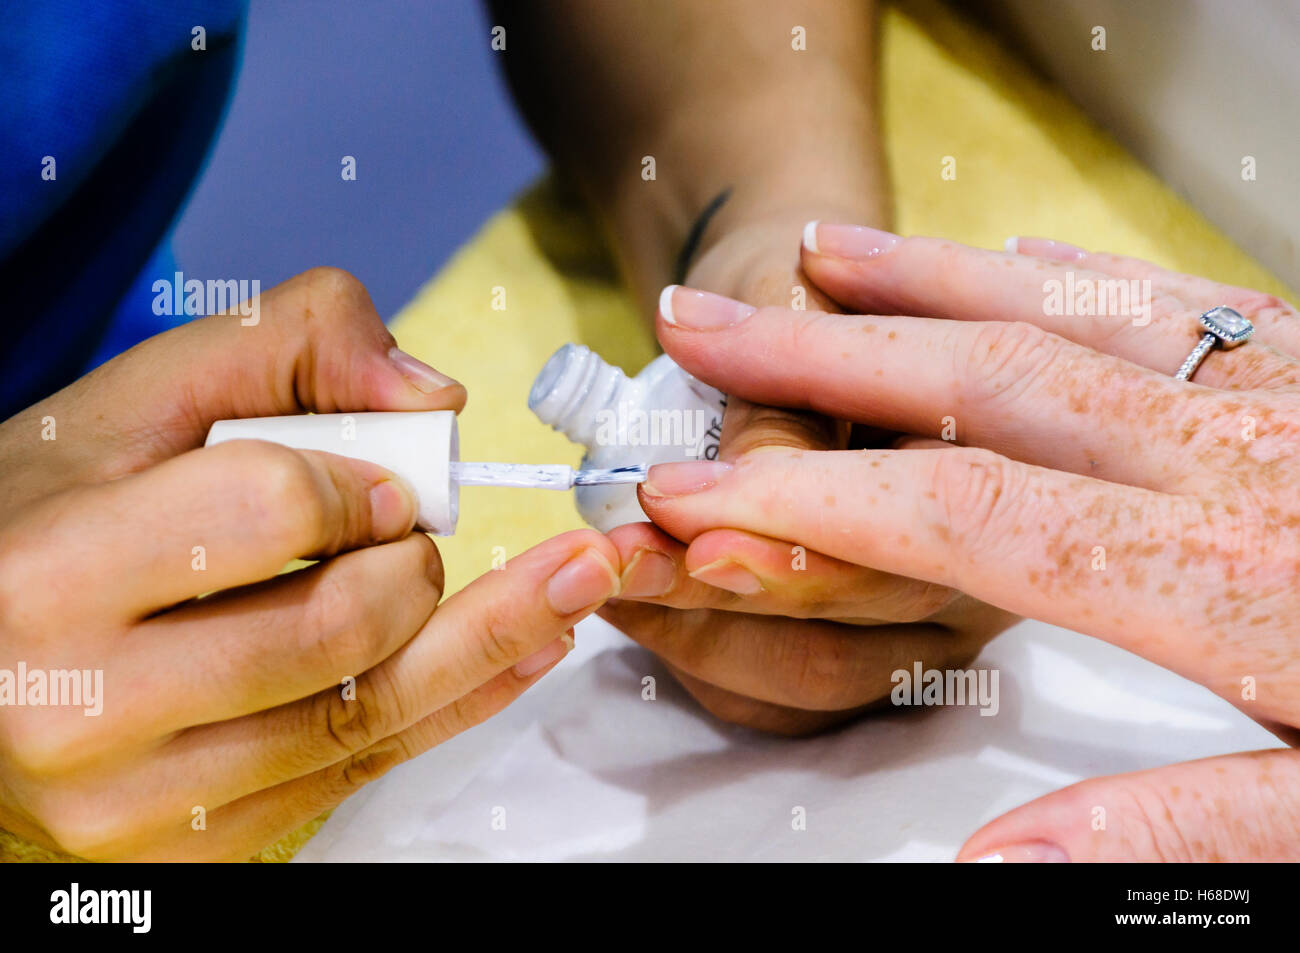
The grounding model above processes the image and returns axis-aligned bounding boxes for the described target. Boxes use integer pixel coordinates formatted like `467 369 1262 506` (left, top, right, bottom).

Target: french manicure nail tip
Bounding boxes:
802 220 820 253
659 284 679 325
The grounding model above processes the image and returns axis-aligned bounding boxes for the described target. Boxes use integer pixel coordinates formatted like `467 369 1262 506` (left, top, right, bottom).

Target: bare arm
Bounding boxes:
491 0 888 314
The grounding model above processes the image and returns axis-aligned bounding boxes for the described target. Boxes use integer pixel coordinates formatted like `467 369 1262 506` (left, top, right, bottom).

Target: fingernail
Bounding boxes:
546 549 621 615
802 220 821 253
641 461 733 498
513 631 574 677
967 842 1070 863
388 346 460 394
659 285 756 330
1004 237 1087 262
620 549 677 598
688 558 764 595
368 478 417 538
803 223 901 259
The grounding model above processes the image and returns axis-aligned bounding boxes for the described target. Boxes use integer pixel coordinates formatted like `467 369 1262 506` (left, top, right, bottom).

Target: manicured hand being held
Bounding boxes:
641 229 1300 860
603 221 1014 735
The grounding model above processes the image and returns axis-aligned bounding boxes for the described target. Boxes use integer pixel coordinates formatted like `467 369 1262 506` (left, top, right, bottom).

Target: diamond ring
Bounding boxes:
1173 307 1254 382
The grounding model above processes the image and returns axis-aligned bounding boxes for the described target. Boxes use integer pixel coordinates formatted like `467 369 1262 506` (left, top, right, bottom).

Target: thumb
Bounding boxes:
30 267 466 473
957 749 1300 862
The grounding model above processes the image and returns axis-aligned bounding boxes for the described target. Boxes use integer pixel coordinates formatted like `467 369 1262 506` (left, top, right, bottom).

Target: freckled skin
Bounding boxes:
665 243 1300 860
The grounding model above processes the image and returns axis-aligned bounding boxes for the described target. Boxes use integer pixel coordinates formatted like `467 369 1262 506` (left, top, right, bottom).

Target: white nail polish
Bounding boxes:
658 284 678 325
1003 236 1019 254
802 220 820 253
529 343 727 532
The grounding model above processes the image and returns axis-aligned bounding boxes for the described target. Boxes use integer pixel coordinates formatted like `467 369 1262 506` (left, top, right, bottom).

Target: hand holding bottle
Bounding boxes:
0 268 619 859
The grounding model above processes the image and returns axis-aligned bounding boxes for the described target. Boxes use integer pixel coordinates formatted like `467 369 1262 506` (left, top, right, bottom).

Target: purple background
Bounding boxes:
173 0 545 320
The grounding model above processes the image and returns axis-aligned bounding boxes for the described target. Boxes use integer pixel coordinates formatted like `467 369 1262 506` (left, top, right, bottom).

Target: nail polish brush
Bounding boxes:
205 411 647 536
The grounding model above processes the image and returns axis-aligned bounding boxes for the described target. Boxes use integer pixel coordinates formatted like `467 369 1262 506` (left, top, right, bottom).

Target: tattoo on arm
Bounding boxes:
673 187 732 284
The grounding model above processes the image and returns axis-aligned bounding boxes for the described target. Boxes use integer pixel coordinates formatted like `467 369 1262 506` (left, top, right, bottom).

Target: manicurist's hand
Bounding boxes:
0 268 619 860
640 229 1300 860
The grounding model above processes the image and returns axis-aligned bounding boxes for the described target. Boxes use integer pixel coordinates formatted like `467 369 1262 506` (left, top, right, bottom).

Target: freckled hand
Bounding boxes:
449 462 648 490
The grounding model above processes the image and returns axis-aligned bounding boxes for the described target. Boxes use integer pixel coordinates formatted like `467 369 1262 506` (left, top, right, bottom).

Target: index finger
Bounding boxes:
635 449 1255 701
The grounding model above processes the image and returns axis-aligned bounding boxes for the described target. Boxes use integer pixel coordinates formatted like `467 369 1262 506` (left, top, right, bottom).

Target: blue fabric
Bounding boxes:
0 0 245 418
84 241 188 371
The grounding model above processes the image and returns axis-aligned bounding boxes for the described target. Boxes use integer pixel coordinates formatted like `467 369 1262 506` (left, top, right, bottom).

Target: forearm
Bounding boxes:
492 0 888 313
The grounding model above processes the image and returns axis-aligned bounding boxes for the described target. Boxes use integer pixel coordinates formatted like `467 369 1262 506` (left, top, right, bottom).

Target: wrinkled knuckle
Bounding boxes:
300 266 369 311
932 449 1023 563
328 740 406 794
318 678 393 756
475 607 532 669
300 573 382 676
252 447 336 551
965 321 1065 407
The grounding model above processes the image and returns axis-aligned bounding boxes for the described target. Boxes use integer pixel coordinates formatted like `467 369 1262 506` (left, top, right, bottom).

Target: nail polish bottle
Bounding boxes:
529 343 727 532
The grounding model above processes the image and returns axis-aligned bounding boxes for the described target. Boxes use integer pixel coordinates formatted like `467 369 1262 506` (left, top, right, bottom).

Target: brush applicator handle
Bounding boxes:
205 411 460 535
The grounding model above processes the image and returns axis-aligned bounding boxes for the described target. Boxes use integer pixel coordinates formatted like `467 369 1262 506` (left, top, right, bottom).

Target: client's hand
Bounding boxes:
602 222 1015 735
0 268 619 860
638 229 1300 860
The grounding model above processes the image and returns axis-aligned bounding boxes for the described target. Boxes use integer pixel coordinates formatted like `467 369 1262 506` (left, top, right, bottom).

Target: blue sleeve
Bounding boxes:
0 0 245 418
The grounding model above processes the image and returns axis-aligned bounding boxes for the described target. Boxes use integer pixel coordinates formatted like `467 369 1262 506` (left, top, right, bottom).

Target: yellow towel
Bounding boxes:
4 0 1291 863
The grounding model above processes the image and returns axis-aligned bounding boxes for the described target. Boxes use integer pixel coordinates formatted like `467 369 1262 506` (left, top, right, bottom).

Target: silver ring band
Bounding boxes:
1173 306 1254 382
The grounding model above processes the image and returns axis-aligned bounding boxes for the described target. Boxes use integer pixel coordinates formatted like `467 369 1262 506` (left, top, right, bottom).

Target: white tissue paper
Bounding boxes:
294 616 1280 862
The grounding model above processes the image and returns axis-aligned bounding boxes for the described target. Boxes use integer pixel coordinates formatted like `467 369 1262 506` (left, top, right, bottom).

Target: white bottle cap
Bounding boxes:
529 343 626 448
205 411 459 535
